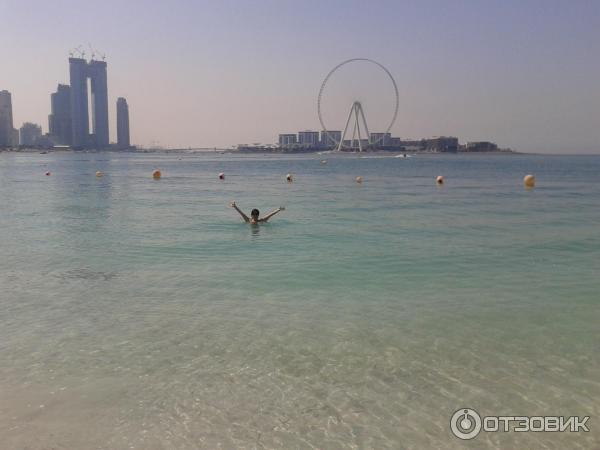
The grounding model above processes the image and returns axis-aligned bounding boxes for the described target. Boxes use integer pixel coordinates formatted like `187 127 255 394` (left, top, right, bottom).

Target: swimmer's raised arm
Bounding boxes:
230 202 250 222
259 206 285 223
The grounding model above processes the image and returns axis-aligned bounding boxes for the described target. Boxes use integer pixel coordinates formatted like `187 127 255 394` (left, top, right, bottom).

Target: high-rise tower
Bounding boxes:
49 84 72 145
68 57 109 149
88 60 109 148
69 57 89 148
0 90 15 147
116 97 130 149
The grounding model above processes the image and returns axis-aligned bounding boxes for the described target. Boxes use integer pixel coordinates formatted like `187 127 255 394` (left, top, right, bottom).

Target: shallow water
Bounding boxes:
0 151 599 449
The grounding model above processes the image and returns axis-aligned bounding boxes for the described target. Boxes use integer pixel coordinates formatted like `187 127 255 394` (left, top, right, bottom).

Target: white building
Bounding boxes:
278 134 297 147
370 132 392 146
320 130 341 148
298 130 319 146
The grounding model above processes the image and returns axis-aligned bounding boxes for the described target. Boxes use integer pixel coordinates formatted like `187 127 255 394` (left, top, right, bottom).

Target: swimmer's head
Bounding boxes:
251 209 260 219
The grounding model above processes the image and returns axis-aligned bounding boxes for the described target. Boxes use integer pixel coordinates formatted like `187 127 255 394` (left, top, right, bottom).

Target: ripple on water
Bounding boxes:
54 268 118 282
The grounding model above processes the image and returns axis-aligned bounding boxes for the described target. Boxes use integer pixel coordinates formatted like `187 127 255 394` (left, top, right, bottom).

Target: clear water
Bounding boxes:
0 151 598 449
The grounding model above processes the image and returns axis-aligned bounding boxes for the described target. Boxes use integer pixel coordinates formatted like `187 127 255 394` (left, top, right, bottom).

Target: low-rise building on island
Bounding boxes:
463 141 499 152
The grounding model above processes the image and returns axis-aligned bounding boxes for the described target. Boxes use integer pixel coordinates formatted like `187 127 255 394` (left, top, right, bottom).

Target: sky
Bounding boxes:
1 0 599 153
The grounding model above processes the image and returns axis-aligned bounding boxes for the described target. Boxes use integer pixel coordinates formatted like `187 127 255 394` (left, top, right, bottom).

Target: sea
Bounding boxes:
0 151 598 449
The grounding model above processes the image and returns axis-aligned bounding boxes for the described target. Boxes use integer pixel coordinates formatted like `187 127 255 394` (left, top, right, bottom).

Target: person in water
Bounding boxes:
230 202 285 224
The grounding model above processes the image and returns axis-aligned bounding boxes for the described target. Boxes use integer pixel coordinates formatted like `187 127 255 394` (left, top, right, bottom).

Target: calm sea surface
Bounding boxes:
0 151 599 449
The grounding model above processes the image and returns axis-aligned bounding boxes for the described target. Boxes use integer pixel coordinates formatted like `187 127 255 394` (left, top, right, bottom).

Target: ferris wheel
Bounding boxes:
317 58 399 151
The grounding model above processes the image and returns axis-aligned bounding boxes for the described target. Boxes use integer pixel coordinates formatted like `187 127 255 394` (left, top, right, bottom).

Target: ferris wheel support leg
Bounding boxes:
355 105 363 152
337 102 355 152
351 115 357 150
358 103 371 147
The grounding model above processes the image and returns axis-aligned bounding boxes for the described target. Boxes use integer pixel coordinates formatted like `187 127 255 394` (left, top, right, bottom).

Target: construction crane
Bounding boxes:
88 43 96 60
69 44 104 61
72 45 85 58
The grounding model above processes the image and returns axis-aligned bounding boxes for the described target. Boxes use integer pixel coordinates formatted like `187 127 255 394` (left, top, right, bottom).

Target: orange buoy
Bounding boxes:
218 172 225 180
355 176 363 184
152 169 161 179
523 174 535 188
286 173 293 182
436 175 444 185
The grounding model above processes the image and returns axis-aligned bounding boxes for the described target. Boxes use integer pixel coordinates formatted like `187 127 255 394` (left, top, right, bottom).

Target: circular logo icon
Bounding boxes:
450 408 482 440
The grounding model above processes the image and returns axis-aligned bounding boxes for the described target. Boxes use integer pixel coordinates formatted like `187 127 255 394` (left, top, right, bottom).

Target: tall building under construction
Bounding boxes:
69 57 109 149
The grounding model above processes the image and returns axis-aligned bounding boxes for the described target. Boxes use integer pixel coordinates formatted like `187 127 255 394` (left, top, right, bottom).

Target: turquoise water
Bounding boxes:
0 151 599 449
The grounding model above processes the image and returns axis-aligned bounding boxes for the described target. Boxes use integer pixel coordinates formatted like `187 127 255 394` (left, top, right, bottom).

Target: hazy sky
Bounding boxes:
1 0 599 153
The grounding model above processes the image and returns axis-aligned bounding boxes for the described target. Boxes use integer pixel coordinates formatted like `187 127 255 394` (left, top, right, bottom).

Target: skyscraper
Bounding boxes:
48 84 72 145
69 57 89 148
0 90 14 147
68 57 109 149
88 60 109 148
116 97 130 149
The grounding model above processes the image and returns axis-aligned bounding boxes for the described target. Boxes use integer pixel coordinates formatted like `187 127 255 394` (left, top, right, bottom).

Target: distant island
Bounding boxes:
235 134 514 154
1 134 515 155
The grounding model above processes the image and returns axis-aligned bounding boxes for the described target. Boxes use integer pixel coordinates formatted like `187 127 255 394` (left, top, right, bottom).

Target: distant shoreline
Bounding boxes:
3 147 599 156
0 147 600 156
0 147 519 155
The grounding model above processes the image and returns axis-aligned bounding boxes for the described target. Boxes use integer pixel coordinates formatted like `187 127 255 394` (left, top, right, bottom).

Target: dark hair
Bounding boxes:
251 209 260 217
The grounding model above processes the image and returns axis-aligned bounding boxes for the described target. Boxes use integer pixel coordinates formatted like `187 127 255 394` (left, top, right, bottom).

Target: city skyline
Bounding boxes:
0 55 130 149
1 0 599 153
